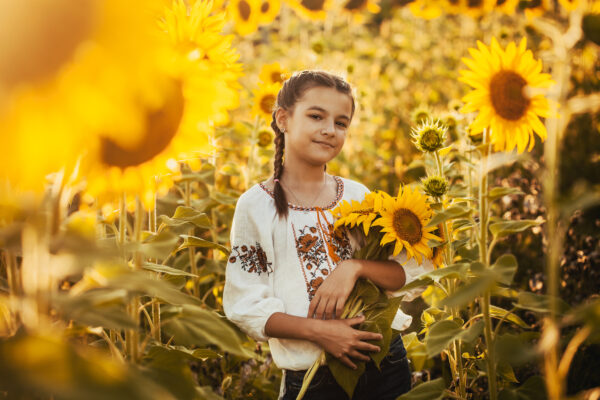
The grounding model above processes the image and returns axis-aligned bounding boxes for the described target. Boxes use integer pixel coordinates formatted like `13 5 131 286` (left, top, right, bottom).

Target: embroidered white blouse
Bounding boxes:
223 176 433 371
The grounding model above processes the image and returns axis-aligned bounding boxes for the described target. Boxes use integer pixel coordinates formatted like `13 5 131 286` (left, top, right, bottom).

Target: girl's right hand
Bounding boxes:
313 315 382 370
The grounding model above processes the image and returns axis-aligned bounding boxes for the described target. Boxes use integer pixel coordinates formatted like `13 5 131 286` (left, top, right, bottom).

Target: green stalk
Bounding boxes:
479 129 497 399
434 150 466 398
148 196 161 343
184 182 199 297
4 250 21 330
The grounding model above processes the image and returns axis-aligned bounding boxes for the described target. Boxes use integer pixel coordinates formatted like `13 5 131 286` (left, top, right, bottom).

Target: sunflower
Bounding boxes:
461 0 495 17
408 0 443 19
257 0 281 25
520 0 551 18
332 191 384 235
0 0 167 197
494 0 519 14
558 0 584 11
259 62 289 85
83 0 241 208
228 0 261 35
341 0 381 22
286 0 332 20
372 186 440 263
252 81 281 121
459 37 555 153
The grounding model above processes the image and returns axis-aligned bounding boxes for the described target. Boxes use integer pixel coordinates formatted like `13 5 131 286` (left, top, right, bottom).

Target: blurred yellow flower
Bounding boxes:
259 62 289 85
0 0 167 197
459 37 555 153
252 81 281 121
257 0 281 25
286 0 332 20
558 0 584 11
83 0 241 208
372 186 440 263
341 0 381 22
494 0 519 14
521 0 551 18
408 0 443 19
228 0 261 35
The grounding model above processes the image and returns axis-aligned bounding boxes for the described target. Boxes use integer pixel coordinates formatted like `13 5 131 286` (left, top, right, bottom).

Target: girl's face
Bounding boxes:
278 86 353 168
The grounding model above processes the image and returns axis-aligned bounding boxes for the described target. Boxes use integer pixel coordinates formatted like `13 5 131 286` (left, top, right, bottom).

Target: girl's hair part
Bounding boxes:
270 70 355 218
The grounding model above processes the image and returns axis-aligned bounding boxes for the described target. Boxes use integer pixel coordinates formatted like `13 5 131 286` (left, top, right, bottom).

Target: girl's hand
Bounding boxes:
308 259 362 320
313 315 382 370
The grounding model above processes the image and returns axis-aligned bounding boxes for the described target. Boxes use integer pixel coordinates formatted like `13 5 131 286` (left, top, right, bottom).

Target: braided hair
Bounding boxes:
270 70 355 218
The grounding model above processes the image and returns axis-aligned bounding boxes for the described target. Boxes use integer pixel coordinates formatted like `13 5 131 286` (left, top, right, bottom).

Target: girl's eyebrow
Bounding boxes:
306 106 351 121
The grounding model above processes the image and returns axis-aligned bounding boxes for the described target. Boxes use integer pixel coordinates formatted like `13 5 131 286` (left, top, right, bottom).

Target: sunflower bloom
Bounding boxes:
286 0 332 20
332 191 384 235
228 0 261 35
372 186 440 263
259 62 289 85
252 81 281 121
257 0 281 25
408 0 443 19
341 0 381 22
83 0 241 208
459 37 555 153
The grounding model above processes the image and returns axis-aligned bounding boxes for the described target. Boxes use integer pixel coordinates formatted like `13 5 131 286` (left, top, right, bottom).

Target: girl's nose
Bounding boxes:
321 119 335 134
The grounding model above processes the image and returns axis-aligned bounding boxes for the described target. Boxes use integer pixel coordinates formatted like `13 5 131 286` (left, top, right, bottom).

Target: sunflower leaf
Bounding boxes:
489 219 542 238
426 205 472 227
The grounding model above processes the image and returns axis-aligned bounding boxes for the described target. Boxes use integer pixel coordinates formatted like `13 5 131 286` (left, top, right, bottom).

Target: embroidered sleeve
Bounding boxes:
222 196 285 342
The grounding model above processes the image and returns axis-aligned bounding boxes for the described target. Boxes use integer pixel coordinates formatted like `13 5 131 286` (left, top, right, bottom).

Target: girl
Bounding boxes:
223 70 432 399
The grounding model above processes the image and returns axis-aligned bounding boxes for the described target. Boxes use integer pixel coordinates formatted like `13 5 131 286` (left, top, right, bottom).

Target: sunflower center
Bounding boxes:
489 70 530 121
392 209 422 245
237 0 251 21
496 0 507 5
301 0 326 11
100 81 184 169
271 71 283 83
344 0 367 11
260 94 276 114
421 129 442 149
261 1 270 12
467 0 483 6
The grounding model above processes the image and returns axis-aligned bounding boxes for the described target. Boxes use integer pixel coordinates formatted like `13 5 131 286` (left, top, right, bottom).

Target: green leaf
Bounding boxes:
460 320 484 343
489 305 530 329
440 273 495 308
426 205 472 227
397 378 446 400
498 376 546 400
488 187 525 201
425 320 462 357
141 345 201 400
176 235 229 255
491 254 518 285
326 356 366 398
402 332 428 372
497 361 519 383
489 220 542 238
54 291 136 331
159 206 211 229
143 262 197 277
140 230 180 260
514 292 570 315
398 263 469 293
161 304 253 359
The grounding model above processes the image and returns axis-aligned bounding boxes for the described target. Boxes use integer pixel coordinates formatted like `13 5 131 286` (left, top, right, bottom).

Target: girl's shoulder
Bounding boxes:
338 176 371 201
235 184 274 212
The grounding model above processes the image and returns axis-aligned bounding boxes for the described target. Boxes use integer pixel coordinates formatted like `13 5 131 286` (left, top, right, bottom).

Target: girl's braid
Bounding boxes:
271 112 288 218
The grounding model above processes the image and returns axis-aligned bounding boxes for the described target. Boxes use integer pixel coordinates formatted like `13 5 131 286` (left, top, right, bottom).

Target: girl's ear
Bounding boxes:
275 108 287 133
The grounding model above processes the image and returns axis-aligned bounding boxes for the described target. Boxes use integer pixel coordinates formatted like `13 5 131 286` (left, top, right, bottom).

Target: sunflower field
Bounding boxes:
1 0 600 399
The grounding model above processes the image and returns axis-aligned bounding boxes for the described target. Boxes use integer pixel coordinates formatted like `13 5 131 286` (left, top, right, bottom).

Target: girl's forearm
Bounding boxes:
349 259 406 291
264 312 323 340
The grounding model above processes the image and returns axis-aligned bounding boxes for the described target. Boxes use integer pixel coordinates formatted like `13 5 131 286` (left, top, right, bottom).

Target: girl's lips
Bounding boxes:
312 140 334 148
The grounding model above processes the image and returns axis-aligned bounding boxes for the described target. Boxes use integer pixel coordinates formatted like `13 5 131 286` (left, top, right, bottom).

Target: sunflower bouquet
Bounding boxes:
296 186 440 399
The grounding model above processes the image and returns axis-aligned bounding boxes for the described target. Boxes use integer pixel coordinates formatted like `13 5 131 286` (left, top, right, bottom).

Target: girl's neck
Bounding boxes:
281 166 327 188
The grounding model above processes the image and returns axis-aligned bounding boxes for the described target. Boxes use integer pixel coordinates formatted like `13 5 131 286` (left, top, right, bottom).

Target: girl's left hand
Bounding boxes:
308 259 362 320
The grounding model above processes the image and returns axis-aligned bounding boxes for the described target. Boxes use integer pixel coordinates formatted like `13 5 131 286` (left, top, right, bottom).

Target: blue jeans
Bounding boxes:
282 335 411 400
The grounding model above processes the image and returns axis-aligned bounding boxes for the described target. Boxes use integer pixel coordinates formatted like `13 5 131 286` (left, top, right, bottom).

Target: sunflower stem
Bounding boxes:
434 150 466 398
479 128 497 400
148 196 161 343
184 181 199 297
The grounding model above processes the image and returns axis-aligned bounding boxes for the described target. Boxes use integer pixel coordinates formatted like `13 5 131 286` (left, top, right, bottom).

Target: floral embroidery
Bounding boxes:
331 226 353 262
292 222 353 300
229 242 273 276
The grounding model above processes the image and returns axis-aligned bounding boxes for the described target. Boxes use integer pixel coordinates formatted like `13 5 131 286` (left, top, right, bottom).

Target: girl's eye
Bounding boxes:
309 114 322 120
336 121 347 128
